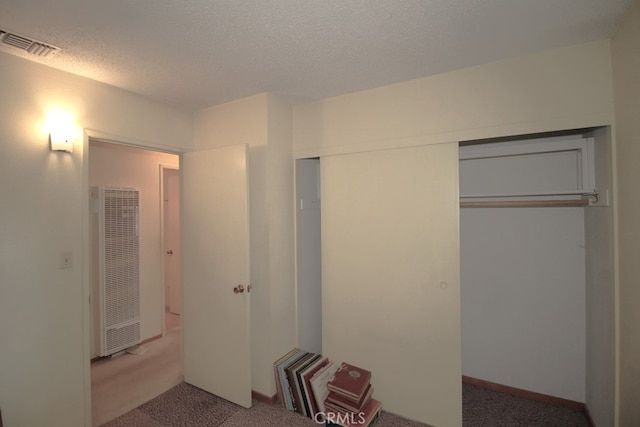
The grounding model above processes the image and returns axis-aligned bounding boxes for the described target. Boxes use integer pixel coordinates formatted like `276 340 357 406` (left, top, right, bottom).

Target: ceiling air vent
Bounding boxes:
0 28 59 57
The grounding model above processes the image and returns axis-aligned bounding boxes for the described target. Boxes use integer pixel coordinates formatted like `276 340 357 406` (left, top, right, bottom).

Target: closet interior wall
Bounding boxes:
459 130 612 405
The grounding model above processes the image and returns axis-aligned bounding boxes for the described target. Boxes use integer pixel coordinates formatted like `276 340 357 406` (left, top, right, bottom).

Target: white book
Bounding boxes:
309 361 340 415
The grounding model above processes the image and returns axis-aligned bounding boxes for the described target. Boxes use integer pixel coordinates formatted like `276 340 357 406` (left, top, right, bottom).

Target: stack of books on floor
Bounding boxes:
274 348 329 418
273 349 382 426
325 362 381 426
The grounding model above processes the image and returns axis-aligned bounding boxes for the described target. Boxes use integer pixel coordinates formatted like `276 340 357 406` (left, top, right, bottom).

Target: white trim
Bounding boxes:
81 130 92 427
294 113 614 160
459 134 596 198
85 128 185 155
459 135 589 160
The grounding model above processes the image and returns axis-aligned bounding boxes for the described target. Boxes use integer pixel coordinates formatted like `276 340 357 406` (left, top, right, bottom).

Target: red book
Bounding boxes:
325 400 350 416
327 362 372 401
350 398 382 427
326 383 373 412
325 398 382 427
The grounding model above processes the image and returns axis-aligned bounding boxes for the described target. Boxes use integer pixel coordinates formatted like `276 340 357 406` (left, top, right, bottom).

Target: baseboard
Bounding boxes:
462 376 586 413
252 390 278 405
90 355 106 363
141 333 162 345
90 334 162 363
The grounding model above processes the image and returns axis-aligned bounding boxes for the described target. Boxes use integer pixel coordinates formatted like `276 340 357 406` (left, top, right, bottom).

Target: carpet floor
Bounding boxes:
102 382 590 427
462 384 589 427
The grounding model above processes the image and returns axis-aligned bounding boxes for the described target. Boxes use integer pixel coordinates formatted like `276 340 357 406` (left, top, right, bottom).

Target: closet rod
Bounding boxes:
460 199 590 208
459 190 595 199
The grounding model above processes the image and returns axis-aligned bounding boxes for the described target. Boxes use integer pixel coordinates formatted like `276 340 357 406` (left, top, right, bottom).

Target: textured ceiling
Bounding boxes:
0 0 633 111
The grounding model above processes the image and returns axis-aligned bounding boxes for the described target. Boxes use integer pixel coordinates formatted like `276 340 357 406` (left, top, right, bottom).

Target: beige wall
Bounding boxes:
194 93 296 398
264 94 296 395
89 141 179 356
611 1 640 425
195 94 268 149
294 40 614 157
0 52 193 427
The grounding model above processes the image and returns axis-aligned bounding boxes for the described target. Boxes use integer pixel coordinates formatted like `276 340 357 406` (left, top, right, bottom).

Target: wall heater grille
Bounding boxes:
94 187 141 356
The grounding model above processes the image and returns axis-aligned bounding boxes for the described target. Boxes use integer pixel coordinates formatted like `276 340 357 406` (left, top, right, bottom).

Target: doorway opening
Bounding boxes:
88 139 182 426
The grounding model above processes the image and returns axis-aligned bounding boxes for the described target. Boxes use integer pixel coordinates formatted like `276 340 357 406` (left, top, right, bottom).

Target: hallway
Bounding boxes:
91 313 182 426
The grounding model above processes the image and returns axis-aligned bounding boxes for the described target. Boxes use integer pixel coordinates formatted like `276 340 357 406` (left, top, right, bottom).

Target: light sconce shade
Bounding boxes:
50 131 74 153
45 109 76 153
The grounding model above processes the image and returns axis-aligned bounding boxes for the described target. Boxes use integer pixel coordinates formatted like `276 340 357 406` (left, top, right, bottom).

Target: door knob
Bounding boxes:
233 284 245 294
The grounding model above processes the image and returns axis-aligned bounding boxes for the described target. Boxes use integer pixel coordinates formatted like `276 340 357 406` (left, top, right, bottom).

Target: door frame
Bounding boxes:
81 129 185 425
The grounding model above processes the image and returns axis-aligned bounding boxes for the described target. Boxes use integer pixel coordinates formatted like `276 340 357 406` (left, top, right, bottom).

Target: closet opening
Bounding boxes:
459 127 615 424
295 157 322 355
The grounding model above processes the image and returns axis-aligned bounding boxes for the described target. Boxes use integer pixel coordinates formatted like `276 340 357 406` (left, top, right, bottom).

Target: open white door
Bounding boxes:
163 167 181 315
181 144 251 408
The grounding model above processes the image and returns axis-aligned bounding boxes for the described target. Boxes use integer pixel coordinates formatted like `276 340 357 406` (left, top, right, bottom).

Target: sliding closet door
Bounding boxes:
321 143 461 426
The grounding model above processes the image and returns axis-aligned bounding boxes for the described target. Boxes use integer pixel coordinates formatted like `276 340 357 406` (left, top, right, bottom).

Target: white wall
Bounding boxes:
89 141 179 357
265 94 296 379
461 208 585 402
611 1 640 425
0 52 193 427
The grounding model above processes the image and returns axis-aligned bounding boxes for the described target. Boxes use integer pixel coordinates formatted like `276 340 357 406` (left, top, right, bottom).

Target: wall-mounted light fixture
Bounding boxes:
45 109 76 153
49 131 74 153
